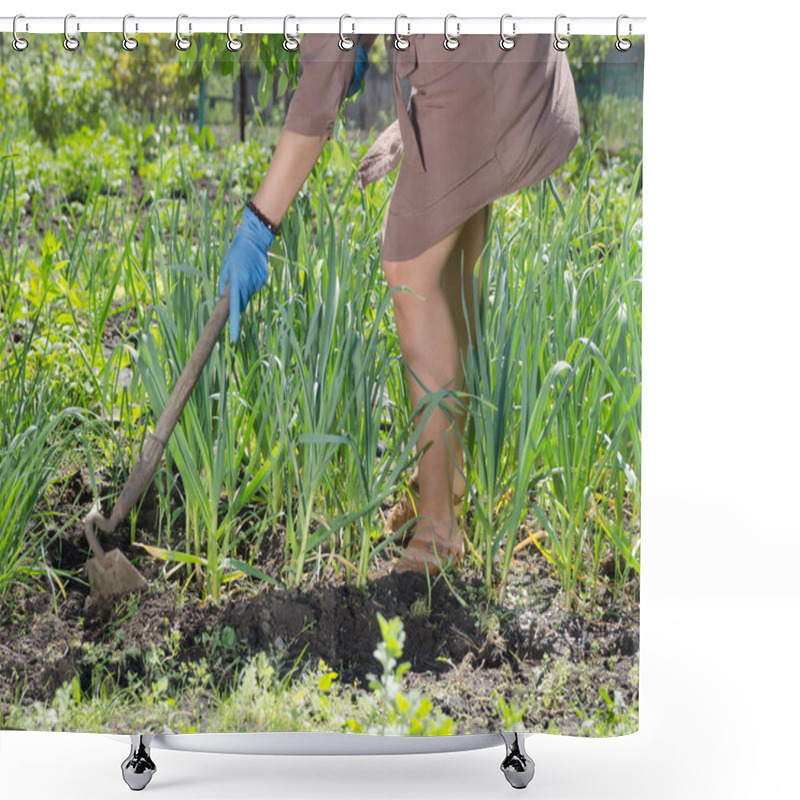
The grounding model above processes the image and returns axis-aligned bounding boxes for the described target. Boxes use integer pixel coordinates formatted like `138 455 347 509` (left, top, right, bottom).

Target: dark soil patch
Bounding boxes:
1 472 639 735
12 173 227 254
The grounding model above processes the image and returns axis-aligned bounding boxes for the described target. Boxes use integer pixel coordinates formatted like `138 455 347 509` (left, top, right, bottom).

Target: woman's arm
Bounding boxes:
218 34 373 340
250 129 328 226
250 33 375 224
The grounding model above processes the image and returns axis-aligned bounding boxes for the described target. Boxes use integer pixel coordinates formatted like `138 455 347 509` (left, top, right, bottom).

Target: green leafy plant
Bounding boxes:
0 403 85 600
135 265 281 598
495 691 527 732
345 613 454 736
1 37 114 146
575 687 639 737
0 240 100 600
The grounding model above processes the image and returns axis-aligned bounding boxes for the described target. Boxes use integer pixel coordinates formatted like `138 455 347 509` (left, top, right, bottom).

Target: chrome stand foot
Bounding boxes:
500 733 535 789
121 734 156 791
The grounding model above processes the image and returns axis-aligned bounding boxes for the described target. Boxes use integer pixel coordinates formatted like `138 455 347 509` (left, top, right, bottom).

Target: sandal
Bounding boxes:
391 522 467 576
385 473 465 544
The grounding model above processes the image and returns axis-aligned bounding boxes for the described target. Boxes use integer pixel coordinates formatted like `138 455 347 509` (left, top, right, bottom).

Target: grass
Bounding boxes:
0 44 642 610
0 232 101 600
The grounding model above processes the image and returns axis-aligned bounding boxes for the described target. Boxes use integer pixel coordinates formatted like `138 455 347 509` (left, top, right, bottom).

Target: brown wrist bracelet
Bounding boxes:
246 200 281 238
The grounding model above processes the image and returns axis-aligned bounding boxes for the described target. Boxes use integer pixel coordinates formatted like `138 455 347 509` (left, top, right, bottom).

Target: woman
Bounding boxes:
218 33 579 575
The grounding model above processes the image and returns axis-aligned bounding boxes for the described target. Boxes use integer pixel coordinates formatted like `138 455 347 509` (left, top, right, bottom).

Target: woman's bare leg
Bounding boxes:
441 203 492 497
382 205 490 566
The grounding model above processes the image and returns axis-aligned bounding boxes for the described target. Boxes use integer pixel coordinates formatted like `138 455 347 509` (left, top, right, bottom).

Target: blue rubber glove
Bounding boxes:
217 206 275 343
345 44 369 98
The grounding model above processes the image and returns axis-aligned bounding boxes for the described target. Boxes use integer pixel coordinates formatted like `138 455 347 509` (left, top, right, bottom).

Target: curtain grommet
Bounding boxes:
553 14 570 51
283 15 299 51
443 13 460 50
339 14 355 50
500 14 516 50
122 14 138 51
64 13 80 51
175 14 191 51
394 14 410 51
227 15 243 52
12 14 29 51
616 15 633 51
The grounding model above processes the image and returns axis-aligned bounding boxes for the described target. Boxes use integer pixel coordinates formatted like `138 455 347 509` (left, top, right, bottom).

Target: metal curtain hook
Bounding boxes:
616 15 632 51
175 14 191 51
283 15 299 51
394 14 410 51
339 14 355 50
443 13 460 50
64 13 80 51
12 14 29 51
122 15 138 51
553 14 570 51
227 15 243 52
500 14 516 50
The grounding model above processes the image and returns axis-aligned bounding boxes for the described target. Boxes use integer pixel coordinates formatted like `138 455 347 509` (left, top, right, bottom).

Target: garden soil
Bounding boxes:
0 467 639 736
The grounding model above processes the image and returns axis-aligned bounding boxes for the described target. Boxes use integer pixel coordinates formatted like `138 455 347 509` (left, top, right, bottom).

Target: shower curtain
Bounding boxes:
0 26 643 742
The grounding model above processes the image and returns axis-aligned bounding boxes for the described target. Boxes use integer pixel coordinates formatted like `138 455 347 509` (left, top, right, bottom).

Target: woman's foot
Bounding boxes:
385 471 465 543
391 517 466 576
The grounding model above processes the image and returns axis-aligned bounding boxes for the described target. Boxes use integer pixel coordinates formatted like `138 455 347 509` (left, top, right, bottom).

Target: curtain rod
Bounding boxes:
0 16 646 37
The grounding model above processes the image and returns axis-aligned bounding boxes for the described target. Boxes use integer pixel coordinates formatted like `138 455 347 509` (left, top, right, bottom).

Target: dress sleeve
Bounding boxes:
283 34 377 138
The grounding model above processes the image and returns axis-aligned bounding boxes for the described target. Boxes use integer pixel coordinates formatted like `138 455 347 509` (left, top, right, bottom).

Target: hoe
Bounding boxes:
82 286 230 602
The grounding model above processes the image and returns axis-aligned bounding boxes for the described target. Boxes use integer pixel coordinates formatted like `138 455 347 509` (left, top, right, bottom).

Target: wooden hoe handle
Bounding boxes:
84 286 231 559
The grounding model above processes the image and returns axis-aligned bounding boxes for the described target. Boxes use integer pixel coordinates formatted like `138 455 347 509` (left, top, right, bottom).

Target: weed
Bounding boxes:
538 654 573 711
575 686 638 736
345 613 454 736
495 692 527 732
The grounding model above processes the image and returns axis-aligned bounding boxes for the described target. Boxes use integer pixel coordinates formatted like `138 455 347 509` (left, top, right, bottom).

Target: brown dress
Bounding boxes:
283 34 580 262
